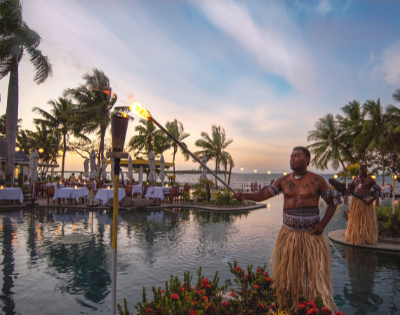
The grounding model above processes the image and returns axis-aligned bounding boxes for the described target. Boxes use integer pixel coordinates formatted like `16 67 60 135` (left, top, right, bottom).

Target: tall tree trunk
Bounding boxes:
5 66 19 185
215 156 218 187
339 158 347 186
62 132 67 179
173 146 177 176
382 151 385 186
99 127 105 180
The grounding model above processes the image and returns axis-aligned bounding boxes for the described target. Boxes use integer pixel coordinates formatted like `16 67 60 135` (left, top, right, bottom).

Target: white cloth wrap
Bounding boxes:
321 187 342 205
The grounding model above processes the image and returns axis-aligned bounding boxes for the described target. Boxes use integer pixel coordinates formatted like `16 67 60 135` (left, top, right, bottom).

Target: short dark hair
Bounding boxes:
293 146 311 166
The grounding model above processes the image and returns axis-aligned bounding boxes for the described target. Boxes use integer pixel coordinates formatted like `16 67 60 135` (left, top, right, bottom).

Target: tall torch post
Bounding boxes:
129 101 236 194
107 115 130 315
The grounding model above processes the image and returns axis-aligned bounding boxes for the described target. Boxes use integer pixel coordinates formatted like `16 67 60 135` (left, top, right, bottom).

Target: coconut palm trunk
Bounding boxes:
62 132 67 180
382 151 385 186
5 66 19 184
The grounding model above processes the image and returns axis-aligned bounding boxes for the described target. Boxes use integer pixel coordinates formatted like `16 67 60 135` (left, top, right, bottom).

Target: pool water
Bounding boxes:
0 196 399 315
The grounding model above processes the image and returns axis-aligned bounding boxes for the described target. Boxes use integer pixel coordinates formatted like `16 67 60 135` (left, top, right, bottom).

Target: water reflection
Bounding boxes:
1 217 16 315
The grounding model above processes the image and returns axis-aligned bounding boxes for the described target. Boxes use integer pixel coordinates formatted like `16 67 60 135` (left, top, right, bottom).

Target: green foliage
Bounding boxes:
211 189 241 206
117 262 339 315
376 205 400 236
181 191 190 202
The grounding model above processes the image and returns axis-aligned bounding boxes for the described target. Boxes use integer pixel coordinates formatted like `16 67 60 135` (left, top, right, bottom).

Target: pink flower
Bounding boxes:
259 303 265 308
222 301 229 307
335 312 345 315
229 292 236 296
160 290 164 294
203 296 208 301
265 277 272 283
270 303 276 309
256 268 261 273
171 293 179 300
322 307 332 314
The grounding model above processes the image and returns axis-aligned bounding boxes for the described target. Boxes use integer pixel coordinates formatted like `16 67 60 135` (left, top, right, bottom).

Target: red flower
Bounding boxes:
194 301 198 305
259 303 265 308
230 292 236 296
171 293 179 300
203 296 208 301
335 312 345 315
265 277 272 283
345 217 348 220
253 285 259 289
201 278 210 288
245 274 249 278
307 302 317 308
190 311 197 315
222 301 229 307
186 296 189 301
160 290 164 294
263 272 269 276
270 303 276 309
182 287 185 292
256 268 261 273
196 289 204 295
322 307 332 314
234 267 242 272
307 308 319 315
299 304 307 310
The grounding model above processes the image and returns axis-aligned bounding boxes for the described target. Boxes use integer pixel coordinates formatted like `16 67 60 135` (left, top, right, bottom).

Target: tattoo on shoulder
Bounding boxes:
314 177 319 181
286 179 295 191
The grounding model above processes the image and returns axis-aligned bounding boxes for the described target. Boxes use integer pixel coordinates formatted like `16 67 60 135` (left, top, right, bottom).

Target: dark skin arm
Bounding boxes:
311 177 337 235
235 177 284 202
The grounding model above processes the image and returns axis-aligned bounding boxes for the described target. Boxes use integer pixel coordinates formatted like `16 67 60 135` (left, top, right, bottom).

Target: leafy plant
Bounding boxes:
376 205 400 236
181 191 190 202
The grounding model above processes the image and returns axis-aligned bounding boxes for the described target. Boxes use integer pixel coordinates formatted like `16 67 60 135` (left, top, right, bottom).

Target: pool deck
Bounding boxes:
0 194 266 212
328 229 400 252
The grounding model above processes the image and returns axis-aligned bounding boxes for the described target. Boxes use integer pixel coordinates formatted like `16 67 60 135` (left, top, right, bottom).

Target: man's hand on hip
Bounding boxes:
310 222 325 235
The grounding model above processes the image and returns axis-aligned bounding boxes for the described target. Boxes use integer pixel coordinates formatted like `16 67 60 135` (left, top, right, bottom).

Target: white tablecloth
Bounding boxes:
132 185 142 194
0 188 23 203
95 188 126 204
145 187 165 199
47 182 65 188
53 187 89 202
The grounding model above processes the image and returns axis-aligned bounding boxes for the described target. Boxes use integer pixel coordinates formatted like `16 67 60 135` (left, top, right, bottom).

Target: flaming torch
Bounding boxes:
129 99 237 194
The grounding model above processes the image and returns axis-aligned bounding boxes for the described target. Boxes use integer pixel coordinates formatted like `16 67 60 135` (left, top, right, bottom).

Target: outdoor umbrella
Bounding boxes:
29 150 39 198
96 159 101 179
83 158 89 178
200 154 208 180
127 156 133 180
147 151 158 182
89 150 96 180
0 155 4 177
101 156 107 181
159 155 165 186
111 158 115 179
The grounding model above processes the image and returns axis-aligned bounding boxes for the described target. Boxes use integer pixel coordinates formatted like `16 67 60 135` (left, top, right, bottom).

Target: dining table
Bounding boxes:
0 187 24 204
53 187 89 203
95 188 126 204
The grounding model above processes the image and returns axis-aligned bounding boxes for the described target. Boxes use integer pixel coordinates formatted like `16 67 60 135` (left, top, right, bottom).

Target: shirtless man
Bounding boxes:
344 164 381 245
235 146 340 311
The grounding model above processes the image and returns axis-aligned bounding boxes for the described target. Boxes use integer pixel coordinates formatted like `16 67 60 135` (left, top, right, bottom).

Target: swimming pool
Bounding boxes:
0 196 399 314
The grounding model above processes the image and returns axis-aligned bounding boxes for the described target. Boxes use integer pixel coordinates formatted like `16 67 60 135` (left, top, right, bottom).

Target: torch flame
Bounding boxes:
129 98 151 119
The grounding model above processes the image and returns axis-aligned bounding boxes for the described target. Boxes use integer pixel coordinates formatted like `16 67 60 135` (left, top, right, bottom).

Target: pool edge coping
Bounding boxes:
328 229 400 252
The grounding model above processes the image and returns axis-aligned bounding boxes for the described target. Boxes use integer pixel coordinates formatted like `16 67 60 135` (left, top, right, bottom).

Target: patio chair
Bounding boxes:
181 185 190 201
142 185 149 199
125 184 133 199
35 182 46 198
170 186 180 203
47 185 56 205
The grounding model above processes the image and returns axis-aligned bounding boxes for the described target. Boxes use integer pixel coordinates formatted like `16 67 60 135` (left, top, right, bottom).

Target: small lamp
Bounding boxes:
394 175 398 180
267 170 271 175
15 147 20 152
38 148 44 153
58 150 63 154
352 176 355 179
107 186 111 190
166 184 169 187
333 174 338 179
254 168 257 173
283 172 287 176
371 175 376 179
240 166 244 171
74 185 77 189
0 185 4 189
84 181 86 185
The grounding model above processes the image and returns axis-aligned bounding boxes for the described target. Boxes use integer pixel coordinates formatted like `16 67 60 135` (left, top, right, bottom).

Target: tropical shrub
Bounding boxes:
181 191 190 202
117 262 344 315
376 205 400 236
211 189 241 206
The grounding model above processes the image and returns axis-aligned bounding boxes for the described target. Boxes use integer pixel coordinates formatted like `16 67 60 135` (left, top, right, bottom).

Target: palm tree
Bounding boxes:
33 97 88 179
165 119 190 175
307 113 354 173
64 69 131 167
356 99 391 185
16 129 33 155
0 114 22 138
393 88 400 103
0 0 52 184
337 100 368 164
194 125 233 187
128 119 165 158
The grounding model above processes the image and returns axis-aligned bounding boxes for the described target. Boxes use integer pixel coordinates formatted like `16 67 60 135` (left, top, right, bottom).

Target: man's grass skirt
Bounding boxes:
270 226 335 311
345 197 378 245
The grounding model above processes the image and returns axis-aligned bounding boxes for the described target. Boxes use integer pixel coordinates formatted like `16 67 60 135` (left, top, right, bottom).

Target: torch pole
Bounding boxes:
111 158 120 315
149 117 237 195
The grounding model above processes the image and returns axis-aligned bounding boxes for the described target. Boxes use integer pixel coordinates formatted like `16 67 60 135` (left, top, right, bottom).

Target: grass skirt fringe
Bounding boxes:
270 226 335 312
345 197 378 245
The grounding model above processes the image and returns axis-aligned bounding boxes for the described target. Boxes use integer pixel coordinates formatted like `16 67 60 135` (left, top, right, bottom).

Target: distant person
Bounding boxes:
384 184 391 198
250 183 254 191
259 184 261 191
68 173 77 183
254 182 258 191
78 172 83 181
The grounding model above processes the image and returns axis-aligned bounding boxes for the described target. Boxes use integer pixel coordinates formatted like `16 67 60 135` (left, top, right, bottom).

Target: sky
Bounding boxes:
1 0 400 174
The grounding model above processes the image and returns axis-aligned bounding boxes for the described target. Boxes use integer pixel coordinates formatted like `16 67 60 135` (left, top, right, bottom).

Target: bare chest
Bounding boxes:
282 178 320 205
